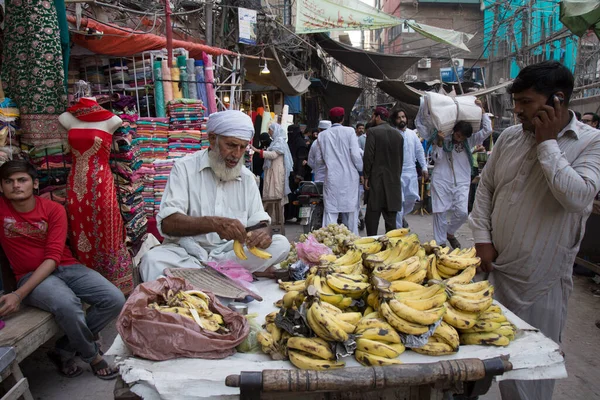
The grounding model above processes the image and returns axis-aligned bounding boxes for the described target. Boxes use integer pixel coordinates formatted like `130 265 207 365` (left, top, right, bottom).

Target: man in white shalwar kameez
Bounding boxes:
391 109 428 228
315 107 363 234
307 120 331 182
469 61 600 400
139 110 290 282
431 103 492 248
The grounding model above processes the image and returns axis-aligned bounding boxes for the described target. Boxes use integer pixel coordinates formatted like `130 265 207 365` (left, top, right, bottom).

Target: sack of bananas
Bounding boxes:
410 321 460 356
148 289 228 333
373 277 445 336
257 321 291 360
233 239 272 260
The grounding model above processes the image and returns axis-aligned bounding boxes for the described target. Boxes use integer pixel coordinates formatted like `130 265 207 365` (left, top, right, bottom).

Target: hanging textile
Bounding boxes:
162 60 174 104
187 58 198 100
153 60 166 117
203 54 217 115
194 60 209 110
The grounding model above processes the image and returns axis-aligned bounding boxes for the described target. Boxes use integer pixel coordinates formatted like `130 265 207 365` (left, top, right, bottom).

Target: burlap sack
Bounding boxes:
116 277 249 361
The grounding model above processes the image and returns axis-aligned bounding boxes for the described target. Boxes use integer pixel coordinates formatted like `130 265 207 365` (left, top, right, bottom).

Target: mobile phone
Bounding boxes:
546 93 564 107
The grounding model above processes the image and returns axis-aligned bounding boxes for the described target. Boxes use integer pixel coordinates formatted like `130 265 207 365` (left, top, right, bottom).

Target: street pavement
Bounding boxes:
18 213 600 399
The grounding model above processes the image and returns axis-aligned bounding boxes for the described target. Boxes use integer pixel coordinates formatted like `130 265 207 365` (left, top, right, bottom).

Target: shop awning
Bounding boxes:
67 16 235 58
312 78 363 123
560 0 600 40
313 33 421 80
244 47 312 96
377 80 513 105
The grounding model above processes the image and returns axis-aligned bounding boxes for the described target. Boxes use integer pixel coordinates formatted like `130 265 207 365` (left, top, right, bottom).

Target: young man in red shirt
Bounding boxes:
0 160 125 379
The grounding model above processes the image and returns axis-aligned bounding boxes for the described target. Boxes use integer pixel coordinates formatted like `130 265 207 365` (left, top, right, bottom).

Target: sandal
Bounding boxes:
47 350 83 378
91 358 119 380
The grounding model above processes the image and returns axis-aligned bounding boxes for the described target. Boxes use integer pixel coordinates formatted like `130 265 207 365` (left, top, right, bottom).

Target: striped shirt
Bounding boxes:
469 112 600 311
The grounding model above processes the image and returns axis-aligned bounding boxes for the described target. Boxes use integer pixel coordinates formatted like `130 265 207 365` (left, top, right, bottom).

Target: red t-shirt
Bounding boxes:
0 196 79 281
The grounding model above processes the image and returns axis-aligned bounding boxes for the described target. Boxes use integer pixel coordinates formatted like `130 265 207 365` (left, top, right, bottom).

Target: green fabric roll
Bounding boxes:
153 60 166 117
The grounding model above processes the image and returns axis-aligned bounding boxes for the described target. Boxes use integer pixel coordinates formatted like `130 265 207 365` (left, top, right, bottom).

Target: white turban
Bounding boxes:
207 110 254 141
318 120 332 130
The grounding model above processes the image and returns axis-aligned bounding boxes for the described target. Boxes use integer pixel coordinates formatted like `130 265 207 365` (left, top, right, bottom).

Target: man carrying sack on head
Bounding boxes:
140 110 290 282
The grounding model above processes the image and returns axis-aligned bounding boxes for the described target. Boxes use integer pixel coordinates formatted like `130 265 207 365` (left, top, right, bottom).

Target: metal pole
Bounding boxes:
448 49 464 95
206 0 213 46
164 0 173 63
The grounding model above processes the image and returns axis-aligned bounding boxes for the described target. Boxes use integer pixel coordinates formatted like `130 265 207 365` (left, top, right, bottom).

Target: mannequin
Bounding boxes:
60 97 133 294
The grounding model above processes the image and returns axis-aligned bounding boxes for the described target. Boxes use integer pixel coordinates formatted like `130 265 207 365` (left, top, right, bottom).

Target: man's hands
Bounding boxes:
422 170 429 181
246 228 272 250
533 96 564 144
0 292 21 317
475 243 498 273
214 217 247 243
364 178 370 191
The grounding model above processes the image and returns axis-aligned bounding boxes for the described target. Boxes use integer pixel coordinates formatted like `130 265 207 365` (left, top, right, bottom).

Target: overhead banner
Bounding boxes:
295 0 400 34
238 7 257 45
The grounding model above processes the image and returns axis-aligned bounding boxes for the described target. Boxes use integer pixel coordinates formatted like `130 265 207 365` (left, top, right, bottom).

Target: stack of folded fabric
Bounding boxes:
167 129 203 158
27 144 71 205
109 113 148 249
80 57 109 93
166 99 206 130
152 159 175 215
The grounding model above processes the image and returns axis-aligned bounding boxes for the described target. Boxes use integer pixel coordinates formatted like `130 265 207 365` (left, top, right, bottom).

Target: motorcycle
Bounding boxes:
295 181 324 234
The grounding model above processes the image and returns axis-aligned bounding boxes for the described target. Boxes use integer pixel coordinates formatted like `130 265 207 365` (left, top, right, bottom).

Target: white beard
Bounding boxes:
208 148 244 181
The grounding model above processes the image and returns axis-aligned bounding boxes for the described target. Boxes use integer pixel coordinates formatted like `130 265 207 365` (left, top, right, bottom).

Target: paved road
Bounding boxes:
19 214 600 399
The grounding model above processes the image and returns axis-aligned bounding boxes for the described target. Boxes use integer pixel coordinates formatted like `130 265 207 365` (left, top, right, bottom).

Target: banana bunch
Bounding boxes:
384 228 410 238
373 255 427 284
447 280 494 314
374 278 446 336
364 234 421 270
351 239 384 256
354 312 405 366
327 248 365 275
306 296 356 342
287 337 345 370
278 279 306 292
306 266 364 309
411 321 460 356
233 239 272 260
434 248 480 279
444 265 477 285
455 301 516 346
275 290 306 309
148 290 227 333
257 321 290 360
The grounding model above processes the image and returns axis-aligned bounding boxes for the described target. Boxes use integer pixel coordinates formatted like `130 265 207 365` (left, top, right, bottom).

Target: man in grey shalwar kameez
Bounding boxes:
469 61 600 400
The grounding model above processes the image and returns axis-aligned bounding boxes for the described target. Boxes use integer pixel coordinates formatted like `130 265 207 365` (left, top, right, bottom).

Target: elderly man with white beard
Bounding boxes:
140 110 290 282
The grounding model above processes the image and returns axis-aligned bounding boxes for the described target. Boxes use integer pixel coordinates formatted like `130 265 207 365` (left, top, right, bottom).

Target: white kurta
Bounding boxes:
307 139 326 182
396 128 427 227
469 113 600 400
315 123 363 213
139 149 290 281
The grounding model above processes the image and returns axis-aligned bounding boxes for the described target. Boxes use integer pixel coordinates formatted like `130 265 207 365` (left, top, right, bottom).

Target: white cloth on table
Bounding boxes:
314 123 363 216
323 212 358 235
469 112 600 400
307 139 326 182
139 149 290 281
396 128 427 227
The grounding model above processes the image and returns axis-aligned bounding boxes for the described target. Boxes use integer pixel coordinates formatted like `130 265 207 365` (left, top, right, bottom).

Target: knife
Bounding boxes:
245 221 269 233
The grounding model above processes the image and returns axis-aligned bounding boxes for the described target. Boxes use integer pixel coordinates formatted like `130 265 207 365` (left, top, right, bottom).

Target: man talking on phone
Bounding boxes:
469 61 600 399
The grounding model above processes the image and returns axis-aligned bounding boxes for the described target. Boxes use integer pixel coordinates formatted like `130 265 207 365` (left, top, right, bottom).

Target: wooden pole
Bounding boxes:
164 0 173 64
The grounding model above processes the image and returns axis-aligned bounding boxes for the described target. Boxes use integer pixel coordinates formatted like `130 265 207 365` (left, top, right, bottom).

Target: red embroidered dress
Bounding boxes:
66 100 133 294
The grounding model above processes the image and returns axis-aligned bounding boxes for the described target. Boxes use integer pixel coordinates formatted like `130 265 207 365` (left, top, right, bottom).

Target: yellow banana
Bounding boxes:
385 228 410 238
366 292 380 309
443 302 480 330
333 249 363 266
363 306 375 316
282 290 300 309
458 247 477 258
426 254 443 281
247 246 272 259
434 321 460 350
257 330 276 354
447 281 490 293
494 325 516 340
354 241 383 254
320 301 342 315
436 262 462 277
449 294 494 313
288 350 345 370
184 290 211 304
412 341 457 356
307 305 335 341
356 338 403 358
265 322 282 343
373 256 421 281
355 350 402 366
331 273 369 283
402 268 427 284
265 311 278 324
460 332 510 346
478 312 507 323
310 301 349 342
352 237 378 245
388 299 445 326
449 248 461 256
314 275 335 295
358 326 402 344
485 304 503 314
287 337 335 360
445 265 477 285
279 280 306 292
398 292 447 311
439 255 481 270
452 286 494 300
379 301 429 335
159 306 193 318
459 320 503 333
394 283 444 300
363 311 381 319
190 308 220 331
337 312 362 325
325 275 370 295
388 280 426 292
331 262 363 275
320 254 337 262
233 240 247 260
355 318 392 334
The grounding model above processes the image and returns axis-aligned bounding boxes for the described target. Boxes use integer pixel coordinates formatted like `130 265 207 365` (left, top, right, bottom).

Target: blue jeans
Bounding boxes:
18 264 125 363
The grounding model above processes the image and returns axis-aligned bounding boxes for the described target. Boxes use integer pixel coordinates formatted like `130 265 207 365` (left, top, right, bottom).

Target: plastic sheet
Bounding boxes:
295 235 333 265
